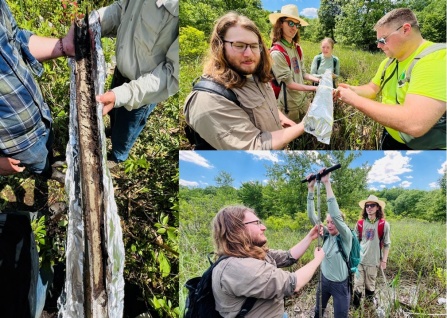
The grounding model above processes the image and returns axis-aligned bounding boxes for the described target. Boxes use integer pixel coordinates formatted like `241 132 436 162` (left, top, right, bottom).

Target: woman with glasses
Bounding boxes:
352 195 391 310
269 5 320 124
306 170 353 318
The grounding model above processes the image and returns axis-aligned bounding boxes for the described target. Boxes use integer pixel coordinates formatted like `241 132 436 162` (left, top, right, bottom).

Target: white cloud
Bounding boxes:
180 179 199 187
438 160 447 174
301 7 318 18
406 175 413 179
369 186 378 191
247 151 280 162
406 151 422 155
262 179 269 184
367 151 412 184
179 151 213 169
380 185 386 188
400 180 412 188
429 182 439 189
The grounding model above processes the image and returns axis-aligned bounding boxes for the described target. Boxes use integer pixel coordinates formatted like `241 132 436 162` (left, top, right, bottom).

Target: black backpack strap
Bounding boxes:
193 77 240 106
236 297 257 317
316 54 322 71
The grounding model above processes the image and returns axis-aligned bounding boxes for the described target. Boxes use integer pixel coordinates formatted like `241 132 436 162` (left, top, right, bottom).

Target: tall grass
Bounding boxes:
179 39 387 150
179 214 446 316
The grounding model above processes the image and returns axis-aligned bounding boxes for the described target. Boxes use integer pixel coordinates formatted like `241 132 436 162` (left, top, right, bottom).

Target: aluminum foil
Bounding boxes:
57 11 125 317
303 69 334 144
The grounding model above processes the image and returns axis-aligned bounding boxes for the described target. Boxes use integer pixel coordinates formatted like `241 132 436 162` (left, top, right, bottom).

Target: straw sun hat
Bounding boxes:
269 4 309 27
358 195 386 210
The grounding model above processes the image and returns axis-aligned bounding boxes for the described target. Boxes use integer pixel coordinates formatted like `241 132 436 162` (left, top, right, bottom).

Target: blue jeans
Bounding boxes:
314 274 350 318
109 103 156 163
11 124 53 176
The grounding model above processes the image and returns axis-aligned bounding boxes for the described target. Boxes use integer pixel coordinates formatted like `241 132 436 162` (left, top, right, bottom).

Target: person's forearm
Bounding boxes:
304 73 320 83
294 258 321 291
289 235 312 259
28 36 65 61
381 248 390 262
287 81 317 92
323 181 334 198
270 122 305 149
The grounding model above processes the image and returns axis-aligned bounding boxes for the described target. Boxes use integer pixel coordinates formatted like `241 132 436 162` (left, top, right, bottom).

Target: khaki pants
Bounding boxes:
353 263 378 293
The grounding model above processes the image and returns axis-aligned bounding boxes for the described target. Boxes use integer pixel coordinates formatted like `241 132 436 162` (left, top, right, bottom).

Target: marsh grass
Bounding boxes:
180 217 446 317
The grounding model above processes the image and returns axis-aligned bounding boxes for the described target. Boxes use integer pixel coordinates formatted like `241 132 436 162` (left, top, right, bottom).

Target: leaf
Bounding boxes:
158 251 171 277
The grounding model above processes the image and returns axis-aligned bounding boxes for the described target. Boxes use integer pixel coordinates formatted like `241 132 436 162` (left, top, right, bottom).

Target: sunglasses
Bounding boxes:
375 25 403 45
244 220 263 226
365 203 378 209
283 20 301 28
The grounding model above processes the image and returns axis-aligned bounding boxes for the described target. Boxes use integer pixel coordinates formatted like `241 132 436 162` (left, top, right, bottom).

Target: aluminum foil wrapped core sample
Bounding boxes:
57 12 125 318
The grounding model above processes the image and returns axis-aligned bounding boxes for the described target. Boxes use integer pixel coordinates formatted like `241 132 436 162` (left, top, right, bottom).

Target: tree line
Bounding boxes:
181 151 446 224
180 0 446 62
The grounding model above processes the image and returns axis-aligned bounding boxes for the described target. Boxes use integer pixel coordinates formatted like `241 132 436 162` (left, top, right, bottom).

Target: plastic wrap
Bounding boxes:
57 11 125 317
303 69 334 144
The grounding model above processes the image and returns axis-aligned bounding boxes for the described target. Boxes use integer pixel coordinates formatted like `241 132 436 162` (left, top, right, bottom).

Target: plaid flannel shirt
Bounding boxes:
0 0 52 155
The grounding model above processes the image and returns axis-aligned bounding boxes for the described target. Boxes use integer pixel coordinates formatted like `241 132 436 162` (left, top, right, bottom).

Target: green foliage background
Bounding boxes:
5 0 180 316
179 0 446 150
179 151 447 315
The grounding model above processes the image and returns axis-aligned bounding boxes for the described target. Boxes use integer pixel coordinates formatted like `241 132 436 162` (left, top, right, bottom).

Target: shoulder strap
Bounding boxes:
316 54 322 71
270 43 291 67
192 76 240 106
333 56 337 70
357 219 364 241
378 58 396 95
236 297 257 317
404 43 446 84
295 43 303 60
335 235 348 264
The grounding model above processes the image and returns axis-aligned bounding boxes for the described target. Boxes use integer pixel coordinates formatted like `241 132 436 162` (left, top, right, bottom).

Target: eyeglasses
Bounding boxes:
283 20 301 28
375 25 403 45
365 203 378 209
244 220 263 226
223 41 262 53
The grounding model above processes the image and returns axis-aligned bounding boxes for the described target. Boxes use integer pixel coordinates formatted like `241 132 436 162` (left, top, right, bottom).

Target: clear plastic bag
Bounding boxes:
303 69 334 144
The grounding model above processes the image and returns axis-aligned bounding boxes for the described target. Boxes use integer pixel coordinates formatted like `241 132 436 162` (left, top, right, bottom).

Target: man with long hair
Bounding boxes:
353 195 391 309
336 8 446 150
184 12 309 150
211 205 325 317
269 4 320 123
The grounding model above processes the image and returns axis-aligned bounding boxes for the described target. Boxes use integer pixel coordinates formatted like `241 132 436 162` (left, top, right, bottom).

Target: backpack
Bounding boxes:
269 43 303 114
184 254 256 318
184 77 240 150
0 211 39 318
378 43 446 149
357 218 385 250
323 229 360 274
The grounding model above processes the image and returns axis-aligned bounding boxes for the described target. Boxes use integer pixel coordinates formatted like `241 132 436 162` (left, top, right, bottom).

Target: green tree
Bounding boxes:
215 170 234 188
238 181 265 217
393 190 426 217
416 0 447 43
318 0 342 40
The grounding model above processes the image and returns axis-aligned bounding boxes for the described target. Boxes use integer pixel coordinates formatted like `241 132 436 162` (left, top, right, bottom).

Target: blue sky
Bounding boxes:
180 151 447 191
262 0 320 18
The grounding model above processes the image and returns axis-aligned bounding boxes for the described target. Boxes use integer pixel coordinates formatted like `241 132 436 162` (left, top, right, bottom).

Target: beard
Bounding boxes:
225 52 261 76
252 235 267 247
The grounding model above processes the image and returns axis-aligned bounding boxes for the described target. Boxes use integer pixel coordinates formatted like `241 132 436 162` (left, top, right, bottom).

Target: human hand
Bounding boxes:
320 168 330 184
96 91 116 115
314 246 325 262
307 225 321 240
62 23 75 57
0 157 25 175
380 260 387 270
281 116 296 128
336 84 358 105
306 174 316 190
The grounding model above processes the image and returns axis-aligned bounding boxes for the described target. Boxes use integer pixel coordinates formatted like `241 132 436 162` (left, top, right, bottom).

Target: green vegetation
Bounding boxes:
179 152 446 316
179 0 446 150
1 0 179 317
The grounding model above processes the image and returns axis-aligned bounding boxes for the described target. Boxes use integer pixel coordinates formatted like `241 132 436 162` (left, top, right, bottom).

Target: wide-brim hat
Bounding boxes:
269 4 309 27
359 195 386 210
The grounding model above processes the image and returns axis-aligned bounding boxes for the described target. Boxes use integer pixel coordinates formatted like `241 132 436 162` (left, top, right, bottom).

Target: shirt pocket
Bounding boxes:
135 1 172 55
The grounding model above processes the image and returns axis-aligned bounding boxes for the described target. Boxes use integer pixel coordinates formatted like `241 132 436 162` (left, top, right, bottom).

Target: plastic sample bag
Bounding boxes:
303 69 334 144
